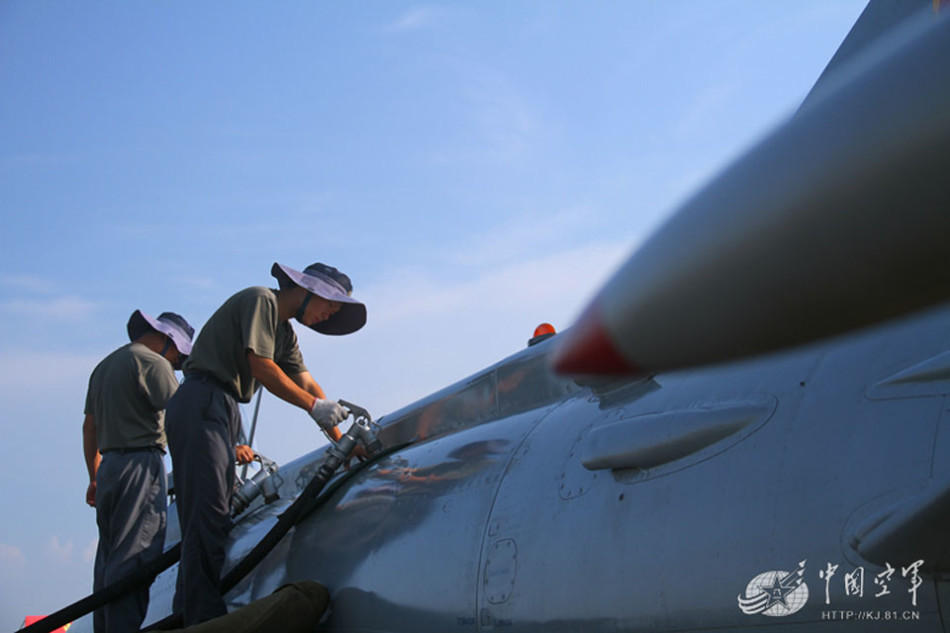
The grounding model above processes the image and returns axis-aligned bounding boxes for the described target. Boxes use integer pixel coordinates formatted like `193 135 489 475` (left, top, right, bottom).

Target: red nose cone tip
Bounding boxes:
552 303 643 376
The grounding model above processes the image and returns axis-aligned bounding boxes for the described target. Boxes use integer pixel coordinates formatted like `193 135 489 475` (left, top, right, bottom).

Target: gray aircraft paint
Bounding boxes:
56 1 950 631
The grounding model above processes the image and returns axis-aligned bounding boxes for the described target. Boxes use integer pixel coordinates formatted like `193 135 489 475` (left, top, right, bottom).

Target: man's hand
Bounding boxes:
309 398 347 432
235 444 255 465
86 481 97 508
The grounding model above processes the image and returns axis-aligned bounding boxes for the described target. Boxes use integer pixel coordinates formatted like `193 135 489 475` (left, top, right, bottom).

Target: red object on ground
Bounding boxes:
21 616 71 632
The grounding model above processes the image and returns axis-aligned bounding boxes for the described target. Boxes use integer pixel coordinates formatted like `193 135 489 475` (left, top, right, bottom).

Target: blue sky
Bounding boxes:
0 1 866 627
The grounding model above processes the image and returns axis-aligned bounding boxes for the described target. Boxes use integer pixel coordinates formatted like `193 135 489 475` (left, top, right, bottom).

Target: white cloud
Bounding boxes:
671 81 738 143
464 68 543 165
361 237 630 329
0 274 55 294
45 536 74 564
473 93 538 162
0 350 100 402
0 296 97 320
446 205 600 267
323 239 627 380
175 276 217 290
0 543 26 568
427 63 545 167
385 7 437 32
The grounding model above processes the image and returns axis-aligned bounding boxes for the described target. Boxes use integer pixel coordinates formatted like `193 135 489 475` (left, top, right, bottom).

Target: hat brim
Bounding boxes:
127 310 194 355
271 263 367 335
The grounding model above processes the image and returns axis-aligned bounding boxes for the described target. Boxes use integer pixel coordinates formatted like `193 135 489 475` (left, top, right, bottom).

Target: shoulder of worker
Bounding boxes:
86 343 131 392
133 346 179 408
87 343 174 402
129 341 177 383
128 340 164 361
228 286 281 330
188 286 281 364
89 342 144 378
228 286 279 308
127 340 173 367
195 287 279 339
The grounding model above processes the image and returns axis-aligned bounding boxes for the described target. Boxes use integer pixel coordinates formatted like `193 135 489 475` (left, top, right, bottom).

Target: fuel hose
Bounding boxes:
13 544 181 633
14 435 407 633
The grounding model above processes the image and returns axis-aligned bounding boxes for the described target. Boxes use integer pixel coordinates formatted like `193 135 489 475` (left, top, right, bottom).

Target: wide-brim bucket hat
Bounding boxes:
127 310 195 355
271 262 367 335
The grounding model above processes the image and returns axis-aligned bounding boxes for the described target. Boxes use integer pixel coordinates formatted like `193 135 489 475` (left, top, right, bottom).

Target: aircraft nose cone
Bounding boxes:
551 302 643 376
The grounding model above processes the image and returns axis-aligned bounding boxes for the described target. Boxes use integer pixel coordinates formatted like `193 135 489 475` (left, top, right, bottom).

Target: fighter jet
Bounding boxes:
23 1 950 631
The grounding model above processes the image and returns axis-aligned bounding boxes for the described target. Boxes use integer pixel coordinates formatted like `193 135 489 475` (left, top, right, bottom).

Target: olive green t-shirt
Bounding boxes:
84 342 179 451
184 287 307 403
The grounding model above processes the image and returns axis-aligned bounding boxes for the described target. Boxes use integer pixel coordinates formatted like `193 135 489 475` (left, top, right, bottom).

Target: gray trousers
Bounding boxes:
166 377 242 626
93 448 167 633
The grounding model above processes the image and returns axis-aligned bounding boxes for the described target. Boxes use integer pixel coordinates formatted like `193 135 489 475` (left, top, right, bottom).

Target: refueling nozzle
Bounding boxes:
231 454 280 517
312 400 383 483
339 399 382 457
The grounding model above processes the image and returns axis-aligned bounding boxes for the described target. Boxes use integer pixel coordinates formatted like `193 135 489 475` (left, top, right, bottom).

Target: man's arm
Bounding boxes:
291 371 341 441
293 373 368 464
247 352 317 411
292 370 326 400
246 353 329 460
82 414 100 508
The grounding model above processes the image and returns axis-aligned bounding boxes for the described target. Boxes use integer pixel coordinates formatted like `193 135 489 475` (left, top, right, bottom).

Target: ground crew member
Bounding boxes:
83 310 195 633
165 262 367 625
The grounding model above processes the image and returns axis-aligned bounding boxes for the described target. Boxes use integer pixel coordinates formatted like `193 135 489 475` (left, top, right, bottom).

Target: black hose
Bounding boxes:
12 441 409 633
13 544 181 633
141 441 409 632
141 460 340 631
222 463 336 589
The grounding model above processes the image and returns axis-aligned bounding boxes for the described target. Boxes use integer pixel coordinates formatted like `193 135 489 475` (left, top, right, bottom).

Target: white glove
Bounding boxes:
309 398 347 432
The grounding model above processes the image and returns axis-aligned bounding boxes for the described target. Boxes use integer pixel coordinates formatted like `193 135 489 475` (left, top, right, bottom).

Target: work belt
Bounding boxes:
101 446 163 454
184 370 240 400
